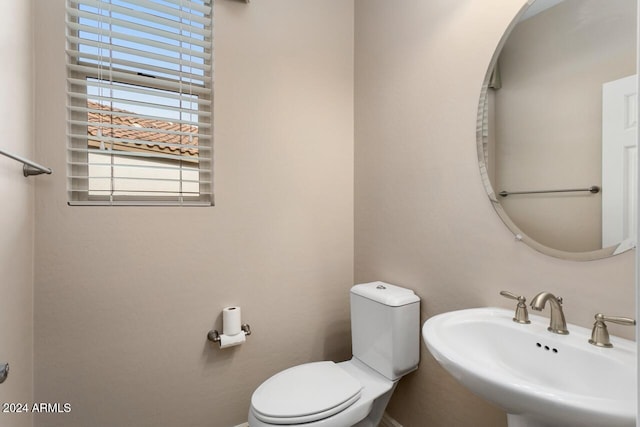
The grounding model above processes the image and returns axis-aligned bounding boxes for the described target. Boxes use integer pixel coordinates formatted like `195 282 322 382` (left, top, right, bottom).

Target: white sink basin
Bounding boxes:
422 307 637 427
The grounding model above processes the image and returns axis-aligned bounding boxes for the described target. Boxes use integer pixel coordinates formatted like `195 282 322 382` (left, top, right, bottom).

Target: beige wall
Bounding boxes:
494 0 636 253
33 1 354 426
354 1 635 426
26 1 638 427
0 1 35 427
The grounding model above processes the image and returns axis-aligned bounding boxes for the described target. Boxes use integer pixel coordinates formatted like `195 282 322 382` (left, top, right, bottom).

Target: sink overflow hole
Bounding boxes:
535 342 559 353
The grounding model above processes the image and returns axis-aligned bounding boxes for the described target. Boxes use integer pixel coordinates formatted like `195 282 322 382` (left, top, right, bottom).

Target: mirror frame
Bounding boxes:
476 0 634 261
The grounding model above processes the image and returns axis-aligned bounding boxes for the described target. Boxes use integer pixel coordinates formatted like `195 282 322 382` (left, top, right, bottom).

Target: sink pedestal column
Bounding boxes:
507 414 556 427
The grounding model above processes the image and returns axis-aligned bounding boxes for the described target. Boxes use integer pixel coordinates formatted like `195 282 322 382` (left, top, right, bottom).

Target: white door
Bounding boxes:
602 74 637 251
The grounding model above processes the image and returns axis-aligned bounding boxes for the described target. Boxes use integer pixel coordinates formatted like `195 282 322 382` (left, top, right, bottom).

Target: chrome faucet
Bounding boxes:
530 292 569 335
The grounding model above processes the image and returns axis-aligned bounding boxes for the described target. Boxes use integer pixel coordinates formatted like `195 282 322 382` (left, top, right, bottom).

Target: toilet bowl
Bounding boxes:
248 358 395 427
248 282 420 427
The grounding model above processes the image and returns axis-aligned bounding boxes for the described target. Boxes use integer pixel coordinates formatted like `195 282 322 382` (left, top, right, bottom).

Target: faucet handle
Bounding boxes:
597 314 636 326
588 313 636 348
500 290 522 301
500 291 531 324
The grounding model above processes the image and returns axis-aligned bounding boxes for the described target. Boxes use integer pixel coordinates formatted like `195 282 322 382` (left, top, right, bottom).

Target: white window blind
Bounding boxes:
66 0 213 206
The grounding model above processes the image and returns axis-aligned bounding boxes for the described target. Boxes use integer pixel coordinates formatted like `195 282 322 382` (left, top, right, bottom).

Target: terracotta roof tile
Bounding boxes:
86 101 202 157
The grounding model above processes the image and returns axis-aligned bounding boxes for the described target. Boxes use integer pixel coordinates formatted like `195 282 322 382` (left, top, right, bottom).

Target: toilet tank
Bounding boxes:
350 282 420 381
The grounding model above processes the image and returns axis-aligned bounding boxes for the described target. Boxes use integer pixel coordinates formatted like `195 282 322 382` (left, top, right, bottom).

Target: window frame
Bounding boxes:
66 0 213 206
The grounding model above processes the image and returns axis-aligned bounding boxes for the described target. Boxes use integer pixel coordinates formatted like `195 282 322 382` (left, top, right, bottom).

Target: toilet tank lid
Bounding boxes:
351 282 420 306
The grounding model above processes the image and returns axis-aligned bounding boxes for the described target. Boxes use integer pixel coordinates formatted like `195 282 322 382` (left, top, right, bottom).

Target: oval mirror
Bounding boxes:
477 0 638 260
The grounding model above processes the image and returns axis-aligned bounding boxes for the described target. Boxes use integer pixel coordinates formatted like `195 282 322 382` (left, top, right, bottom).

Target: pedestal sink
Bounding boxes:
422 307 636 427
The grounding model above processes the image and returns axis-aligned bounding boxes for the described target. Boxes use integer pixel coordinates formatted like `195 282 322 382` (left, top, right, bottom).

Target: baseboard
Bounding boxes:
233 423 249 427
380 412 404 427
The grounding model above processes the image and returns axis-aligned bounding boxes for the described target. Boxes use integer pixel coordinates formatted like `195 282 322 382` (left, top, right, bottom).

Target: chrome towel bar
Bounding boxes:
0 148 52 177
499 185 600 197
0 363 8 384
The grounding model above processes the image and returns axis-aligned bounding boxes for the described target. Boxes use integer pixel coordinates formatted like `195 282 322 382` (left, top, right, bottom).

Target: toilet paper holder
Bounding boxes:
207 324 251 345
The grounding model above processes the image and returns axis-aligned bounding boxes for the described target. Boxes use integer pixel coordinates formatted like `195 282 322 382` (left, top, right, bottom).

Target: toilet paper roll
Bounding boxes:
219 332 246 349
223 306 242 336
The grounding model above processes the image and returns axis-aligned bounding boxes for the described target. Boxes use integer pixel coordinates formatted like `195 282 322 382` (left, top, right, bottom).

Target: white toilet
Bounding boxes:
248 281 420 427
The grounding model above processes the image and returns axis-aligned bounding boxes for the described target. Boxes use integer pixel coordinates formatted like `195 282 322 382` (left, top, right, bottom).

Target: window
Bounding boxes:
66 0 213 206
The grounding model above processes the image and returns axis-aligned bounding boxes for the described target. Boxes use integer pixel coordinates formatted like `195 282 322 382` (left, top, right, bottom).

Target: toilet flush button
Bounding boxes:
376 285 386 290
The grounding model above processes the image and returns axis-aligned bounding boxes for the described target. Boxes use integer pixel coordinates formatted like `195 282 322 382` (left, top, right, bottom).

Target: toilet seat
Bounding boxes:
251 361 363 425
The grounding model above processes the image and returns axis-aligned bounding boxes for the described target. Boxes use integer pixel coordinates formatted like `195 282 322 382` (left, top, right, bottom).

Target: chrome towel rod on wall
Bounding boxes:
499 185 600 197
0 148 52 177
